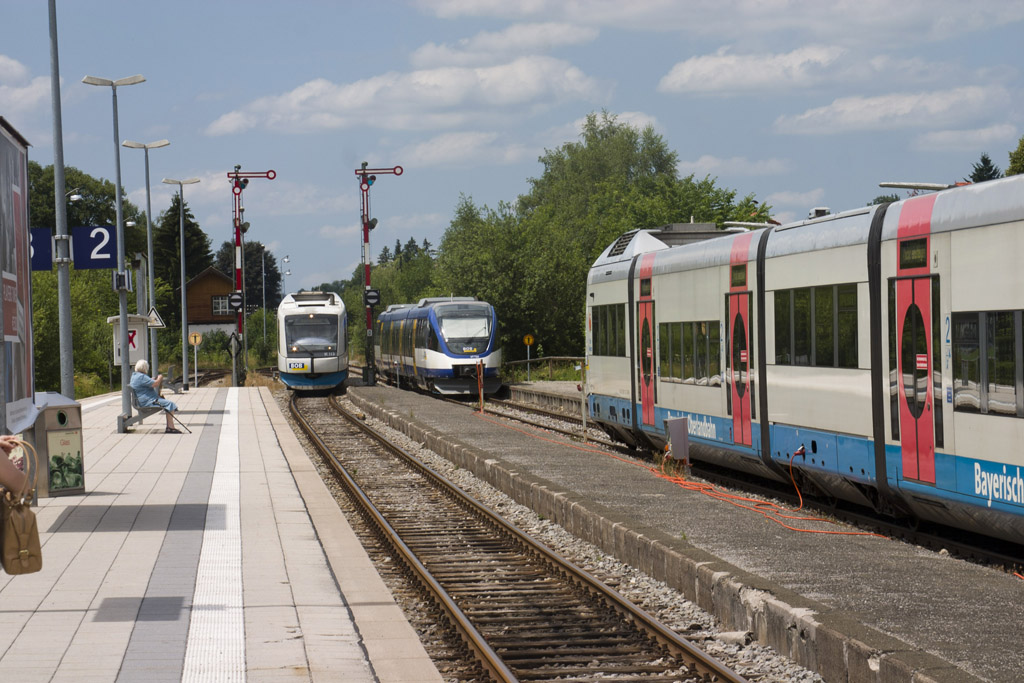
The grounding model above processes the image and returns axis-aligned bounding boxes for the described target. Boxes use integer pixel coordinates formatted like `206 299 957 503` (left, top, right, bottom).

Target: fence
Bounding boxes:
502 356 584 382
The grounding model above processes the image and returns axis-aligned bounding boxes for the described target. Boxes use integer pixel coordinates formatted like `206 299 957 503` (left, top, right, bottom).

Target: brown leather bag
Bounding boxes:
1 440 42 575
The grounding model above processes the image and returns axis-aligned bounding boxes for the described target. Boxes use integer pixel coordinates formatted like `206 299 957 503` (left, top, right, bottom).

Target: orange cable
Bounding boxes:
474 411 885 538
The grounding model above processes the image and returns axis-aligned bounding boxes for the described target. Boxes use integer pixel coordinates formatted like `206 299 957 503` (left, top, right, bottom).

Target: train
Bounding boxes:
374 297 502 395
277 290 348 390
586 175 1024 545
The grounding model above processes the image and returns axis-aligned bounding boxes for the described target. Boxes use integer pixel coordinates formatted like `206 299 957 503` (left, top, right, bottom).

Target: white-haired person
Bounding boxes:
129 359 181 433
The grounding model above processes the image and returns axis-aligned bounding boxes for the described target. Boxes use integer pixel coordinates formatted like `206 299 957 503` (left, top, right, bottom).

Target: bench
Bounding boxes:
124 387 166 429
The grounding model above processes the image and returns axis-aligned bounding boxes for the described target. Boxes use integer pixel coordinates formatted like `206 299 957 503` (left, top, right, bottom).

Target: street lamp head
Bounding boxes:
123 139 170 150
162 177 201 186
283 254 290 264
125 221 136 227
82 74 145 88
68 194 82 202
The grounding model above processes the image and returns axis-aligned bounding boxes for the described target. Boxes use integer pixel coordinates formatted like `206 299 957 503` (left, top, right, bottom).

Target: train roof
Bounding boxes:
279 291 343 308
590 175 1024 277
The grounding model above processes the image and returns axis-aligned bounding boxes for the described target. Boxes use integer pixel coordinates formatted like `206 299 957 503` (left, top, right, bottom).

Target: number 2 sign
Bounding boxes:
71 225 117 269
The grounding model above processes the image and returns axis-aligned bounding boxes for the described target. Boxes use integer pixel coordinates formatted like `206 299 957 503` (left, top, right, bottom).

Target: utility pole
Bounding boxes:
226 165 275 386
354 161 402 385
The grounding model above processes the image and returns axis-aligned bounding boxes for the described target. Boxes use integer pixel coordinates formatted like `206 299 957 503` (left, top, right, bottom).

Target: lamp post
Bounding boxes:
261 246 266 345
83 73 145 432
162 177 200 391
123 138 169 375
282 255 290 298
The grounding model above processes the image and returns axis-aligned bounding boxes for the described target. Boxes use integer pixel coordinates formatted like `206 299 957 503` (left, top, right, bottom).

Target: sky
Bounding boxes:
3 1 1023 292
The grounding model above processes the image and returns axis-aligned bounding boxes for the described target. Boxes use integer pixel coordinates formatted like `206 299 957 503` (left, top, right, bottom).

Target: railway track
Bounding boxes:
290 392 748 683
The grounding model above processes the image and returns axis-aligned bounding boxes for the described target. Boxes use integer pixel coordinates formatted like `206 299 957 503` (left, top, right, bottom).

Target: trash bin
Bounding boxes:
23 392 84 498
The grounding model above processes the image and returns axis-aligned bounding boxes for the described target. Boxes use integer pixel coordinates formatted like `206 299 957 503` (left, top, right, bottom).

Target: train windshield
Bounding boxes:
285 313 339 356
436 303 492 354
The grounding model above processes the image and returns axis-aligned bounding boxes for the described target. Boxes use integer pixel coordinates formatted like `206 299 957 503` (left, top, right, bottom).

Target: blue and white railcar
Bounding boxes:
587 175 1024 545
375 297 502 395
277 291 347 390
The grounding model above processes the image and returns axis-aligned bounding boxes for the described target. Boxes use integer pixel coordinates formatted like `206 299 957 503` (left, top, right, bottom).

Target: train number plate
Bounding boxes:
288 361 309 371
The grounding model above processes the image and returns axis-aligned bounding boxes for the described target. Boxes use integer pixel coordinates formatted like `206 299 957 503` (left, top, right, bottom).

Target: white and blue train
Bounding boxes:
587 175 1024 545
375 297 502 395
277 291 348 390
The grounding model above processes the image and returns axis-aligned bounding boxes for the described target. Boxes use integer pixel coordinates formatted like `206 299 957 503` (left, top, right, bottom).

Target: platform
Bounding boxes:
0 387 441 682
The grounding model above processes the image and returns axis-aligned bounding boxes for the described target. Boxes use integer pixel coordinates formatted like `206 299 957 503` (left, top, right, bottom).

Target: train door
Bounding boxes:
896 275 935 483
727 233 754 447
637 254 656 427
892 194 940 485
727 292 752 446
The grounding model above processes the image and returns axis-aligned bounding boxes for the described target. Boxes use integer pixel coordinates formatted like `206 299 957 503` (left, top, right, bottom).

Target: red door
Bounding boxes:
637 253 656 427
729 292 752 446
638 300 655 426
896 276 936 483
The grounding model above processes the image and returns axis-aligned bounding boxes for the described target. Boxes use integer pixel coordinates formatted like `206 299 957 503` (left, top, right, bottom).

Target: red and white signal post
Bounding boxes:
354 161 402 385
226 165 275 386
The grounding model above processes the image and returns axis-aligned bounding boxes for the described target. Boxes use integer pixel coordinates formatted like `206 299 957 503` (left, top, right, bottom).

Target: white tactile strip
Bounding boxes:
182 388 245 682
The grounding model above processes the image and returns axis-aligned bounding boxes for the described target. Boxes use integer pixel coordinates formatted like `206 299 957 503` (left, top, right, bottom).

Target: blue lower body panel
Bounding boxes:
280 370 348 390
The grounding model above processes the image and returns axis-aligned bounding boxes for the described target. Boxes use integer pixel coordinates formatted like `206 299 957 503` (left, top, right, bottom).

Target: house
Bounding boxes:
186 266 237 336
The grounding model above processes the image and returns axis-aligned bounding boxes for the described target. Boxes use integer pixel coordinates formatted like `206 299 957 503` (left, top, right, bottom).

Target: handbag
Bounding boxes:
1 439 42 575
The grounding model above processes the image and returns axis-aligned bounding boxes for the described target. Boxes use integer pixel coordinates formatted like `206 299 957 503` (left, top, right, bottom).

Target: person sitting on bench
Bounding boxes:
129 359 181 433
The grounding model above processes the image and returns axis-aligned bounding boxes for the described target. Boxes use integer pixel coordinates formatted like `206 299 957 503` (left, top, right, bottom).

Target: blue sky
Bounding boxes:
3 1 1023 291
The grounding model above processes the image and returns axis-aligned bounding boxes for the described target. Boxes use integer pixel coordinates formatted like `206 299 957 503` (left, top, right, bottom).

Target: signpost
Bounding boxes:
226 165 275 385
355 161 402 385
524 333 535 382
189 331 202 388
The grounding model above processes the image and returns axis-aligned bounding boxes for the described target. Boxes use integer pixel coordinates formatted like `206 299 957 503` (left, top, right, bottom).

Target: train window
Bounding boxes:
952 310 1024 419
932 281 943 447
793 288 812 366
899 238 928 270
708 323 721 386
952 313 980 413
775 284 858 368
774 290 791 364
592 304 626 358
814 286 834 367
731 265 746 288
695 322 708 384
987 311 1017 416
682 323 694 382
658 323 671 378
838 284 858 368
640 279 651 297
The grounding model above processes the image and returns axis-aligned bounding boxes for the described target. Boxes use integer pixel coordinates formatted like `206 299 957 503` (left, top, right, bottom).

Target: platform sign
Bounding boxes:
71 225 116 269
30 228 53 271
228 291 243 312
523 334 534 346
189 331 202 347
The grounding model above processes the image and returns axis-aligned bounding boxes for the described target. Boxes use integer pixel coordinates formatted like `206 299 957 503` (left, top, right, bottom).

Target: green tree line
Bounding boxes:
28 161 286 396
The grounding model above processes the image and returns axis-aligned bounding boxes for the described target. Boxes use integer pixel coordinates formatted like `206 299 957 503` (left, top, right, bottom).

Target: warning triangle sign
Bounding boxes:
147 307 166 329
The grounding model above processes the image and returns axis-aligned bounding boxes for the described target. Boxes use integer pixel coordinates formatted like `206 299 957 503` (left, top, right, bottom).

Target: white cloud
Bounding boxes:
399 131 535 167
766 188 825 208
774 86 1009 134
678 155 790 177
913 124 1018 152
411 23 599 68
318 223 363 243
206 57 603 136
414 1 1024 44
384 213 448 231
659 45 845 93
0 55 50 122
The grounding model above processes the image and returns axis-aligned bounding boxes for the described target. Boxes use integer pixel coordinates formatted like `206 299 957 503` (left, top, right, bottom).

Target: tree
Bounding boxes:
28 161 147 258
214 239 283 311
152 193 213 329
868 194 901 206
966 153 1002 183
378 245 392 264
1008 136 1024 176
